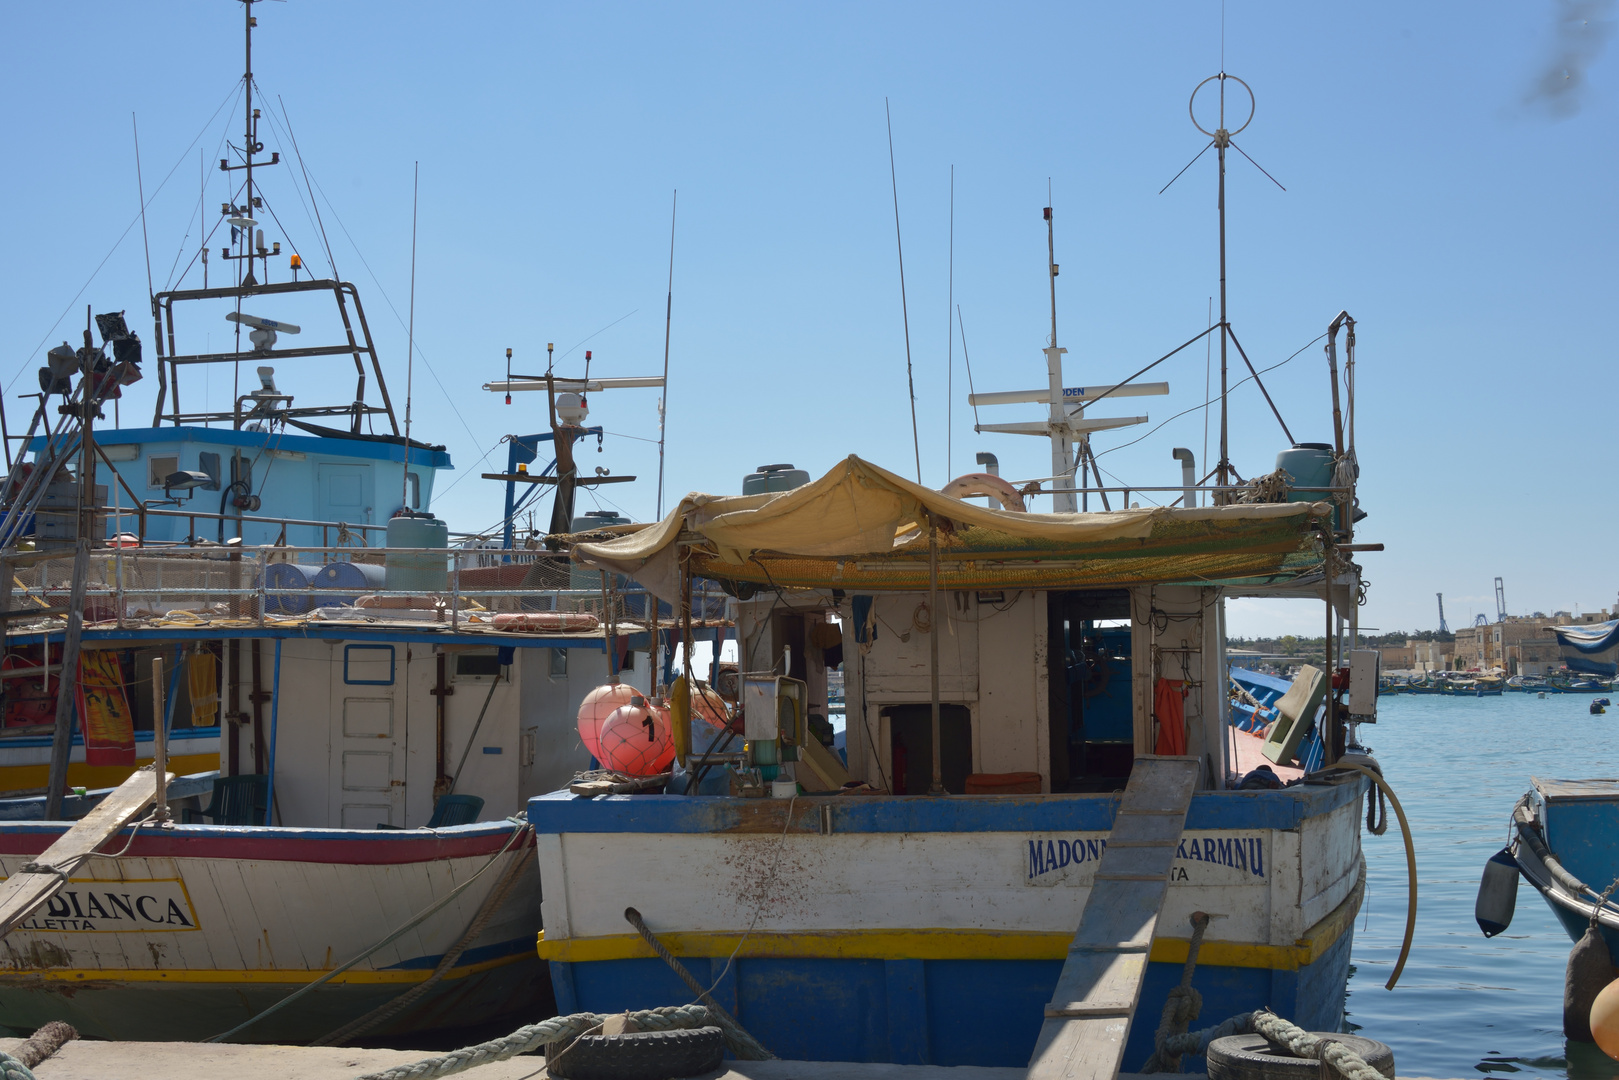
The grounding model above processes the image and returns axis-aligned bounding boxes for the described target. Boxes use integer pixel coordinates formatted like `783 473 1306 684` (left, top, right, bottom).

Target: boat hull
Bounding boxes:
0 820 550 1042
529 777 1367 1071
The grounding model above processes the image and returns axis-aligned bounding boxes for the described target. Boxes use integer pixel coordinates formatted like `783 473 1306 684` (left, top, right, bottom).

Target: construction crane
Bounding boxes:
1437 593 1450 634
1495 577 1507 623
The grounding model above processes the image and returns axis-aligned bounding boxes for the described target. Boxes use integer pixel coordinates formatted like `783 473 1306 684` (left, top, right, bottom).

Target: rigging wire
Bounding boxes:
1095 331 1327 460
273 92 341 280
884 98 923 484
4 80 244 394
957 305 981 431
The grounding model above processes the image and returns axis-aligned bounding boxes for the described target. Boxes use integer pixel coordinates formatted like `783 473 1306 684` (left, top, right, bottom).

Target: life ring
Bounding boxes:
940 472 1026 512
492 611 601 633
356 594 446 610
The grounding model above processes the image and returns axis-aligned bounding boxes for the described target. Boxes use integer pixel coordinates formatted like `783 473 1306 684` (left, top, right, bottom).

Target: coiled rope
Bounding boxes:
354 1005 720 1080
1149 1009 1387 1079
0 1054 35 1080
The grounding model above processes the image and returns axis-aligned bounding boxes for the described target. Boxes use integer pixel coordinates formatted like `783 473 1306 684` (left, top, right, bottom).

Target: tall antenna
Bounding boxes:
656 190 677 520
402 162 418 514
1165 72 1282 489
885 99 922 484
946 165 954 480
1041 202 1075 512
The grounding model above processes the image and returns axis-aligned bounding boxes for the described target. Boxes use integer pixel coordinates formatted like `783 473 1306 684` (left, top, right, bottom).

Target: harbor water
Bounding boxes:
1348 693 1619 1078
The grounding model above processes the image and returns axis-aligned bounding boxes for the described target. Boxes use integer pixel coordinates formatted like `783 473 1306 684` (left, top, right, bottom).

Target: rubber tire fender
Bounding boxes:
544 1025 726 1080
1206 1032 1395 1080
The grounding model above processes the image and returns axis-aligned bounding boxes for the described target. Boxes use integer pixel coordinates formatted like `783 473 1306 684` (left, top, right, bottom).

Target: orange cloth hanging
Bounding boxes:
1153 678 1188 756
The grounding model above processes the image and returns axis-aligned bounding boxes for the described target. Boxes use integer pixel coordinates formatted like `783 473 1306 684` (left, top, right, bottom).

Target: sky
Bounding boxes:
0 2 1613 638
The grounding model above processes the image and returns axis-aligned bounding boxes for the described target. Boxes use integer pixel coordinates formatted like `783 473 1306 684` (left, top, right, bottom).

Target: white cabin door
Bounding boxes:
330 643 406 828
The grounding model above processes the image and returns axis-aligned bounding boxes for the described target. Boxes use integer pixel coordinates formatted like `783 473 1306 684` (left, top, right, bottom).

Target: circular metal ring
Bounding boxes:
1188 73 1255 137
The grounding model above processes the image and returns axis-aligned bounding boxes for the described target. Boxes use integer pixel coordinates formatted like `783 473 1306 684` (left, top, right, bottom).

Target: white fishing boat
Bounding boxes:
0 3 683 1043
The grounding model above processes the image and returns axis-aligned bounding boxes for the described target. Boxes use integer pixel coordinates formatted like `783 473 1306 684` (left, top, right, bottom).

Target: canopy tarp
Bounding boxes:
572 455 1330 598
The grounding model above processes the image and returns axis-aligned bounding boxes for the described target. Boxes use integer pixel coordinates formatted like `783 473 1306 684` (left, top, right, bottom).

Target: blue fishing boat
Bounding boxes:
1496 780 1619 956
529 103 1398 1067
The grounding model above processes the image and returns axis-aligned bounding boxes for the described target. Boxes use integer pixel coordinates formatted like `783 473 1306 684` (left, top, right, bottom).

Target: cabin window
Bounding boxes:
549 648 568 679
198 452 222 491
406 472 421 510
344 644 395 685
147 455 178 489
455 652 502 678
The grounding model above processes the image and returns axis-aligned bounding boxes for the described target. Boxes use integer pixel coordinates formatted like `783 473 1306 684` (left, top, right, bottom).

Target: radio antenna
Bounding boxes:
402 161 418 514
885 99 922 485
656 190 677 520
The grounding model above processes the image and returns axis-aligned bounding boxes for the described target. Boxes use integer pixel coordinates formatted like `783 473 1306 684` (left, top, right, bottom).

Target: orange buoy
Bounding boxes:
577 684 641 761
1592 976 1619 1058
597 701 674 777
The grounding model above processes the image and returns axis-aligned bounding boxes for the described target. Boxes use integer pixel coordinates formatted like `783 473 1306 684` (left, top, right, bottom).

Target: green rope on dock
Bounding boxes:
0 1052 37 1080
355 1005 718 1080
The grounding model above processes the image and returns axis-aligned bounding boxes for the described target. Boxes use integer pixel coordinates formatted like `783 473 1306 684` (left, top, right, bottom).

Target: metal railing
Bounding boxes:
3 545 733 634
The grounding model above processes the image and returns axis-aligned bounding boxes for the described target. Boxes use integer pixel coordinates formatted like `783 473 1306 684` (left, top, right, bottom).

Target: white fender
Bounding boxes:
940 472 1026 512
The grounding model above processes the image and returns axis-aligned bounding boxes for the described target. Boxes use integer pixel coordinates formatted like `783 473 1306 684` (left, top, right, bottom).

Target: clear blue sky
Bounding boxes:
1 2 1612 637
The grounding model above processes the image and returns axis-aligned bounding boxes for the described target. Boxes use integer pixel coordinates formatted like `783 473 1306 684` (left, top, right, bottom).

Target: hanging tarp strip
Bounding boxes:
1550 620 1619 654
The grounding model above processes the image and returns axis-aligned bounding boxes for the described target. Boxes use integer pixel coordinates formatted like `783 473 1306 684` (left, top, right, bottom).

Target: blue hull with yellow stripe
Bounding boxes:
528 775 1367 1071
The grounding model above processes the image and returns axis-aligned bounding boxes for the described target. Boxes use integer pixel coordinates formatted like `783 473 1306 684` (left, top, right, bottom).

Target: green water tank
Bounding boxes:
1275 443 1338 528
384 512 449 592
743 463 810 496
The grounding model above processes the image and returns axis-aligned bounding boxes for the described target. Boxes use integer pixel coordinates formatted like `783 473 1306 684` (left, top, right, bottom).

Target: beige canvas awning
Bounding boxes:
572 456 1330 598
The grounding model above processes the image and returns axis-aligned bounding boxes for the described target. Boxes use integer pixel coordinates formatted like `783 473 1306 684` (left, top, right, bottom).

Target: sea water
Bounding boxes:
1347 693 1619 1078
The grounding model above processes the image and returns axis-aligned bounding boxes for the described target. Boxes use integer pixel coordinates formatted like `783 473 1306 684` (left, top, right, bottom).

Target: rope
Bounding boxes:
622 907 773 1060
1154 1011 1257 1061
1252 1009 1388 1080
206 824 532 1043
311 831 535 1046
354 1005 717 1080
1364 778 1387 836
0 1054 35 1080
1141 911 1210 1073
1327 762 1415 989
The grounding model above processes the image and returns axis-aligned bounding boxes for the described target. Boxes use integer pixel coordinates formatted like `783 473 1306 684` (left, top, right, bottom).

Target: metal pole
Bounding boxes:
928 516 943 795
656 190 677 520
263 637 281 826
1217 129 1229 487
151 657 169 823
44 538 91 820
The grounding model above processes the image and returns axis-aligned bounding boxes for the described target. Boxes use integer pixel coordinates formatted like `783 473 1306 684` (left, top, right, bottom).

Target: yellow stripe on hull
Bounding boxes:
0 949 528 987
0 753 219 794
537 864 1365 973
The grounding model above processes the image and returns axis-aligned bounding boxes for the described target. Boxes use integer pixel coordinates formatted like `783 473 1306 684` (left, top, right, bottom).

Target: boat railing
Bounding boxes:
1 544 731 634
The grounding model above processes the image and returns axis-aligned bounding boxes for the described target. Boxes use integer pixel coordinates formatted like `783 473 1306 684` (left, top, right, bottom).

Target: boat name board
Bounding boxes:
6 878 198 933
1026 832 1267 886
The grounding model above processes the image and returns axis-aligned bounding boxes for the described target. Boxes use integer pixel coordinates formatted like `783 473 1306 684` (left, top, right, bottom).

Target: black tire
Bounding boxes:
1207 1032 1395 1080
544 1025 725 1080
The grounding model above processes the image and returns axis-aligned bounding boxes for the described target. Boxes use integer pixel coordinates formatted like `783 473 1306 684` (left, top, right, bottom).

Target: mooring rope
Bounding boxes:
354 1005 719 1080
1141 911 1211 1072
1148 1009 1387 1079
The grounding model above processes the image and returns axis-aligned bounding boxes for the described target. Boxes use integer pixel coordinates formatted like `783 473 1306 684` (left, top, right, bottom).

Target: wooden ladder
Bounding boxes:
1026 754 1200 1080
0 767 166 939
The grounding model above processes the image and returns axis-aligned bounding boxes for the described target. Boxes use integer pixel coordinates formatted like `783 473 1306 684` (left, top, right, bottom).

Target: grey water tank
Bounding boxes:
743 463 810 496
571 510 630 532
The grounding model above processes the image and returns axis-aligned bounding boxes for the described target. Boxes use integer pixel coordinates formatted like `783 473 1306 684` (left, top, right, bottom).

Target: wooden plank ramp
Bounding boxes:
1026 754 1200 1080
0 766 167 938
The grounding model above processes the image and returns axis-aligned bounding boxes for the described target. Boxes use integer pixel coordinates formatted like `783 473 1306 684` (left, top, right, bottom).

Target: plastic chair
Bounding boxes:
427 793 484 828
181 775 268 826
